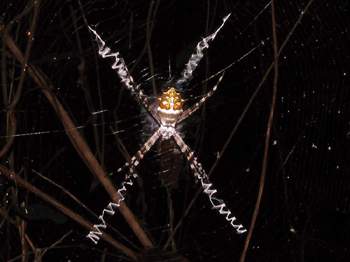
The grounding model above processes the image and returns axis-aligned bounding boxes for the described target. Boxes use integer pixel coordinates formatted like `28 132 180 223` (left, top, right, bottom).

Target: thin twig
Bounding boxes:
129 2 159 73
31 169 96 218
70 3 104 165
239 0 279 260
41 231 72 257
77 0 106 166
146 0 160 96
19 220 28 262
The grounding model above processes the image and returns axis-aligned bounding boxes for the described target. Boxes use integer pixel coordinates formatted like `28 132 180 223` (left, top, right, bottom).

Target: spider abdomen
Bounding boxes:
157 87 183 127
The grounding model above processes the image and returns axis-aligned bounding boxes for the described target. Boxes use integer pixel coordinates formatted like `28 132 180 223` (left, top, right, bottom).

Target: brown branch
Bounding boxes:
239 0 279 261
0 164 138 261
1 30 153 248
0 1 41 159
19 220 29 262
0 111 16 159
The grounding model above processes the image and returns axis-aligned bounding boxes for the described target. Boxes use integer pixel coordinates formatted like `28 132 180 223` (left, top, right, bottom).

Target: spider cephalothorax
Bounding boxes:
157 87 183 128
87 13 247 245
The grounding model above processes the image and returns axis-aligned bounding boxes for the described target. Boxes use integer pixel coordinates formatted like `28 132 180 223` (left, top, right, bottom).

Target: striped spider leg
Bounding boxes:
154 81 247 234
87 128 162 244
176 13 231 86
172 131 247 234
177 73 225 124
115 128 162 184
88 26 160 123
113 128 162 206
175 13 231 123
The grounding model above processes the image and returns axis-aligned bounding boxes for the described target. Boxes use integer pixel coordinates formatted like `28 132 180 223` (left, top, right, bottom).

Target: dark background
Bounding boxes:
1 0 350 261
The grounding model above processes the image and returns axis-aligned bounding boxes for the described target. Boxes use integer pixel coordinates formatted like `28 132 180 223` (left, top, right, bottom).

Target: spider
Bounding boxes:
87 13 247 244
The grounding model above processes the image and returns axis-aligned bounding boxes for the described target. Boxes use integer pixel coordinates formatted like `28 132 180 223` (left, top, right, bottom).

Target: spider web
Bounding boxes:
1 0 350 261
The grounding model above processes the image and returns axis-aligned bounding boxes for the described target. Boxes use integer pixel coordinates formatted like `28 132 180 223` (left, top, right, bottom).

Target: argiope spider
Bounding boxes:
87 13 247 244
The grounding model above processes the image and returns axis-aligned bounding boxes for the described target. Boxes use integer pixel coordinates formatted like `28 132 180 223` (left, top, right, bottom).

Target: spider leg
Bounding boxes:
115 128 162 176
115 128 162 201
177 73 225 124
172 131 247 234
86 129 161 244
176 13 231 86
88 26 159 123
86 165 137 244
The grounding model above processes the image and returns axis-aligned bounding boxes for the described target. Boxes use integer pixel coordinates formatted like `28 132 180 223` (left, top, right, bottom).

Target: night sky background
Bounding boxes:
1 0 350 261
